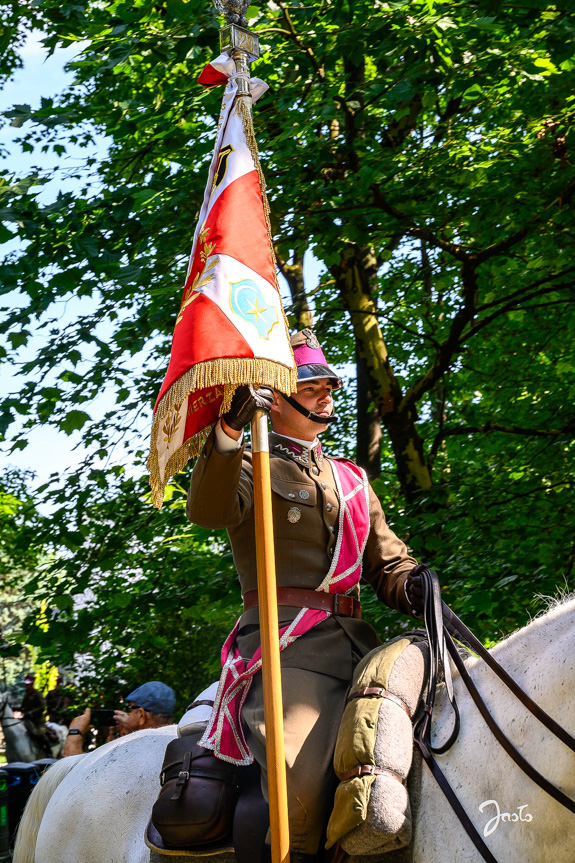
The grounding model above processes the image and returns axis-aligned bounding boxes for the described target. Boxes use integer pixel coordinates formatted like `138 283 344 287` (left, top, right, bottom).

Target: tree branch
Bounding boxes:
431 420 575 461
401 259 478 409
275 249 313 329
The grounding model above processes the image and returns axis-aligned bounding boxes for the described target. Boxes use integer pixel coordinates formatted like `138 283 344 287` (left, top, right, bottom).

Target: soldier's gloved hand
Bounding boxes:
405 567 425 618
222 385 274 431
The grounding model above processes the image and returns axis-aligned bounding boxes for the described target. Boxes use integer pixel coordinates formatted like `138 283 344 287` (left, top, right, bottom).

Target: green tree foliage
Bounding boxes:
0 470 45 689
1 0 574 685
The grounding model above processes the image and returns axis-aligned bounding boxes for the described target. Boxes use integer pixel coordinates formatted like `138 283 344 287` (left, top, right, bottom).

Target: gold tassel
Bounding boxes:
147 416 215 510
154 357 296 423
147 357 298 509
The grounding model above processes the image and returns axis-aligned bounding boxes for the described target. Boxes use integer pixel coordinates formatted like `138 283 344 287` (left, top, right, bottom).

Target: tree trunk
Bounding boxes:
356 344 381 479
335 244 432 501
275 251 313 330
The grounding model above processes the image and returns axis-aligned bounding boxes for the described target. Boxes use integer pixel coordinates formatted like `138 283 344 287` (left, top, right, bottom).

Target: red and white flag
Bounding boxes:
147 54 296 508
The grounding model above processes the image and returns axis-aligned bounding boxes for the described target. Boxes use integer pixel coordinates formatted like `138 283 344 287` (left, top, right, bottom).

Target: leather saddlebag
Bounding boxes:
151 731 240 848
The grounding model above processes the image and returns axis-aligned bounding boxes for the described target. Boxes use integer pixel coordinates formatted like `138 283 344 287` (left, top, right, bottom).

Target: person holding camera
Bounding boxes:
113 681 176 735
62 681 176 757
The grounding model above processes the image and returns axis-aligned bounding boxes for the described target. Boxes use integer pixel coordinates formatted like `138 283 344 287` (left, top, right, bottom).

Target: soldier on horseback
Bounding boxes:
20 674 52 757
187 329 425 862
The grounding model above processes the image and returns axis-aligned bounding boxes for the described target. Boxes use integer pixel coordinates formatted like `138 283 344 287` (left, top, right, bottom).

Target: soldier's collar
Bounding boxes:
269 432 324 469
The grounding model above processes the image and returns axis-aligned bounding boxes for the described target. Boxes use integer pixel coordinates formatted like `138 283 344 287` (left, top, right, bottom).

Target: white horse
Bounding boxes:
0 692 67 762
13 600 575 863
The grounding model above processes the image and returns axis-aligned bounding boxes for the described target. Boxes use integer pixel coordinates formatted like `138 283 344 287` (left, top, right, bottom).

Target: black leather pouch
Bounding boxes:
151 731 240 848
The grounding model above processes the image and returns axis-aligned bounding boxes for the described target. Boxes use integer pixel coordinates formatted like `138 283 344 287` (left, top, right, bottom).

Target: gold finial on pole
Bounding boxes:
215 0 260 98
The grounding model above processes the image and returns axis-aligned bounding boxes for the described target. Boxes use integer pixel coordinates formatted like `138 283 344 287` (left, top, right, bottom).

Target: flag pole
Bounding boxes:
215 6 291 862
252 410 291 863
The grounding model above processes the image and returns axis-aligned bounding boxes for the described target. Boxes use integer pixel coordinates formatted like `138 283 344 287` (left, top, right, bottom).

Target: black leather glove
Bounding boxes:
405 566 425 618
222 385 274 431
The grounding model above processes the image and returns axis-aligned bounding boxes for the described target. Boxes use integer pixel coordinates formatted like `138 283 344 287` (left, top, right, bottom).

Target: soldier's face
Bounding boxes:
271 378 334 440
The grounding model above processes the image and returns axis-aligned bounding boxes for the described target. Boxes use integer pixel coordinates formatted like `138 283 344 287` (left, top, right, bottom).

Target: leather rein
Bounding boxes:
414 567 575 863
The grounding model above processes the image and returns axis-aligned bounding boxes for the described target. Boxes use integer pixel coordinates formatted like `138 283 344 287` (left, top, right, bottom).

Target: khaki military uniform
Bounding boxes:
187 429 417 854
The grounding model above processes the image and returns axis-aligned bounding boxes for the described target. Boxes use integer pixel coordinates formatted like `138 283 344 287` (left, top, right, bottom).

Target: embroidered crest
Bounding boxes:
287 507 301 523
302 328 320 349
229 279 279 339
272 438 310 466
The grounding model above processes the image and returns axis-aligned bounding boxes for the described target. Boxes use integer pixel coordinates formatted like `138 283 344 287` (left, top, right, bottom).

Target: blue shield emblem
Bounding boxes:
229 279 278 340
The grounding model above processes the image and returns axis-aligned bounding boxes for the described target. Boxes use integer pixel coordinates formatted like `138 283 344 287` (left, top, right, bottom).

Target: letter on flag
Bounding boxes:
147 54 297 508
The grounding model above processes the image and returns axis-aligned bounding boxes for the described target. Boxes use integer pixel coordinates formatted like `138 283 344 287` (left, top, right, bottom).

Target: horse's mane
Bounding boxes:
535 587 575 613
486 592 575 663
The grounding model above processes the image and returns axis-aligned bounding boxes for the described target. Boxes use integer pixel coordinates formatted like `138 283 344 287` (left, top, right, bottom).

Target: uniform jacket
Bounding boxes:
21 687 46 726
187 429 417 680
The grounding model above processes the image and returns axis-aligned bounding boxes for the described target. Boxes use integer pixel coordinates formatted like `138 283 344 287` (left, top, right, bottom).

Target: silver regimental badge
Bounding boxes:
287 507 301 523
302 328 320 349
299 489 310 500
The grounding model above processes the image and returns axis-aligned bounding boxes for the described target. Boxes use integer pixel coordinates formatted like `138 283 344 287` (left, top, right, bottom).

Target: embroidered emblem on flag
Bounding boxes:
229 279 278 339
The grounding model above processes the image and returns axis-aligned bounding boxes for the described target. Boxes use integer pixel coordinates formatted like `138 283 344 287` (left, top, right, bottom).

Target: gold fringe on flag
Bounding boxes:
236 97 294 354
147 356 297 509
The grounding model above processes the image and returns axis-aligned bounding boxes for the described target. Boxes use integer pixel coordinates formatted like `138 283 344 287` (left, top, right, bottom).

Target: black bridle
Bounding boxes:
415 568 575 863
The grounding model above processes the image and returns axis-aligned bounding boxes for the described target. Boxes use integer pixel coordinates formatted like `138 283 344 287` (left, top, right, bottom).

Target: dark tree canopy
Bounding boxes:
1 0 574 691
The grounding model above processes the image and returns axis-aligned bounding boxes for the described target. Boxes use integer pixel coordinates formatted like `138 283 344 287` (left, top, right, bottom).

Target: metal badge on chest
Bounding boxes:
287 507 301 523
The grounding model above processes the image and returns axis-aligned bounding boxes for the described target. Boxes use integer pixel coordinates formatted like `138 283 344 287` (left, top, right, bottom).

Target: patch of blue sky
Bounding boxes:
0 31 117 493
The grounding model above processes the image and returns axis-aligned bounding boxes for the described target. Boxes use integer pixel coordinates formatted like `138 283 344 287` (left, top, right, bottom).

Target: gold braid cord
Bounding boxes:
236 97 294 358
147 357 296 509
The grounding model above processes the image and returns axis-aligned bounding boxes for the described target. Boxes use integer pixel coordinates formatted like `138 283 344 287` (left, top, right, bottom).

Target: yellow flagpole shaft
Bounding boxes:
251 410 290 863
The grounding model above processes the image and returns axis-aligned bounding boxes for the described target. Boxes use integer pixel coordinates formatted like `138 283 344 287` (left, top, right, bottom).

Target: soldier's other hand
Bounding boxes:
405 568 424 617
222 385 274 431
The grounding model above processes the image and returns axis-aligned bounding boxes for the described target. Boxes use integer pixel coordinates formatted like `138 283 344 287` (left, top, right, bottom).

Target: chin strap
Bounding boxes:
280 392 338 424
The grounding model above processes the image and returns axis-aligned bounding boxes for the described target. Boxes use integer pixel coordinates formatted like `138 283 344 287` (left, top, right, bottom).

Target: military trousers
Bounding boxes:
241 666 349 855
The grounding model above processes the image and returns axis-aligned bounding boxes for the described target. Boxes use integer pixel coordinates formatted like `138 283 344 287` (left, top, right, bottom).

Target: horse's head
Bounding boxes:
0 690 12 716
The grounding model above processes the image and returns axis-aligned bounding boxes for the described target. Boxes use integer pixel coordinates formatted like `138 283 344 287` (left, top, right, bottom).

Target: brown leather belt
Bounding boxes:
347 686 412 718
242 587 362 619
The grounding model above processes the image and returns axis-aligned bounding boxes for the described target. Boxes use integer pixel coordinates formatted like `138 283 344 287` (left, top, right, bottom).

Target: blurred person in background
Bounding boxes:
62 680 176 757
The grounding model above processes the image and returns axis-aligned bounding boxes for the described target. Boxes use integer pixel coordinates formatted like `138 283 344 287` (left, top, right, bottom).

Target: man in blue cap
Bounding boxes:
62 680 177 756
114 681 176 735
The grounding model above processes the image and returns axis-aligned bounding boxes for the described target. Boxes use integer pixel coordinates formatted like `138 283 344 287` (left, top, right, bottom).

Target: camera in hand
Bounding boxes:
91 708 115 727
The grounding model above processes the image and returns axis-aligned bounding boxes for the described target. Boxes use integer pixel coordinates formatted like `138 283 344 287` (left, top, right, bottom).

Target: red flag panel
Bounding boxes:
155 293 253 408
200 170 276 290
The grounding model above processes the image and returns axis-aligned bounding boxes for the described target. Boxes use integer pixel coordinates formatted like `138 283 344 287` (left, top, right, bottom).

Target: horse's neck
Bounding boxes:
414 601 575 863
472 599 575 729
1 700 37 762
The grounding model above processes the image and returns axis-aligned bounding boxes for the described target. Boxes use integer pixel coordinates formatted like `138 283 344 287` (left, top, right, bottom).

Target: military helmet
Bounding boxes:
290 329 342 390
